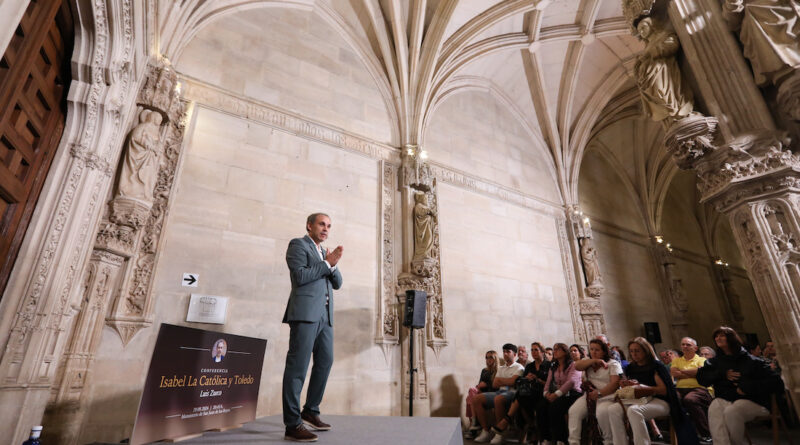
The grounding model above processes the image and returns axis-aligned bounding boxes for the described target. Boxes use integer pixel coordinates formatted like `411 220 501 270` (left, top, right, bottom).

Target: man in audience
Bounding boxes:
471 344 525 443
671 337 712 442
596 334 622 363
517 345 530 366
748 342 763 357
763 340 781 372
699 346 715 359
545 347 554 362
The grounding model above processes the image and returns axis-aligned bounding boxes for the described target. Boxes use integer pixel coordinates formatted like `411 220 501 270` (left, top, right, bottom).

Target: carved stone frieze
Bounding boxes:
375 162 399 361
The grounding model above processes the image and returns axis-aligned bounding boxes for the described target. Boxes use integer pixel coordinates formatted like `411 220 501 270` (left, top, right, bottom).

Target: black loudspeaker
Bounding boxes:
644 322 662 345
403 290 427 329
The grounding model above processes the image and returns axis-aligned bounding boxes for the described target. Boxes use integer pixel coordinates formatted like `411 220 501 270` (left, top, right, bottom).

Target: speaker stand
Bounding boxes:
408 325 417 417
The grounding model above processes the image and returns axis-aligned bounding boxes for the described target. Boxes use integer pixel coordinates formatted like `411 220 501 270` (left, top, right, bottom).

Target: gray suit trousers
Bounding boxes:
282 309 333 428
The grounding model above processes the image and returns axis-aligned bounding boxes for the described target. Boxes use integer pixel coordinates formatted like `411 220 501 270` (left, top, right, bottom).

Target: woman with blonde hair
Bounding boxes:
466 350 499 436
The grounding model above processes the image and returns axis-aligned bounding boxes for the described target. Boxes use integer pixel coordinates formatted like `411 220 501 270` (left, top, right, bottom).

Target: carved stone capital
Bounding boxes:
410 257 436 278
108 197 152 229
95 221 137 256
664 115 719 169
695 132 798 208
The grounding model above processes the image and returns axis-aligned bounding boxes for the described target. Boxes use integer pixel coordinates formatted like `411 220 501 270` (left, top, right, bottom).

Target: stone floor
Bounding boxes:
461 420 800 445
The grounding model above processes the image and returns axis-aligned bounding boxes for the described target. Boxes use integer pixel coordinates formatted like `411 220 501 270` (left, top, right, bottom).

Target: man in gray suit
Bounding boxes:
282 213 343 442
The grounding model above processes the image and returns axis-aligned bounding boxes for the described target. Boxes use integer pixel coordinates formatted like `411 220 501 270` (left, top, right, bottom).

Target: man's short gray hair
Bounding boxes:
306 213 330 231
682 337 697 347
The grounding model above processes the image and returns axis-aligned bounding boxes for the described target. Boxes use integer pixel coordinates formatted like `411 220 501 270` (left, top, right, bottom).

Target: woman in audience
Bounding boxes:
568 339 622 445
697 326 782 445
537 343 582 444
466 350 498 435
570 344 587 362
607 337 696 445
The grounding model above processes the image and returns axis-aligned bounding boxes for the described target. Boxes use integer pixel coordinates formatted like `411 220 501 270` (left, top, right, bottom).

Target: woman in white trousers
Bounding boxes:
696 326 783 445
607 337 673 445
567 339 622 445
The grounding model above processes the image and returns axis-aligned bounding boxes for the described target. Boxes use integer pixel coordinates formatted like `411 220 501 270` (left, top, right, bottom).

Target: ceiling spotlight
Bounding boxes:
419 150 428 159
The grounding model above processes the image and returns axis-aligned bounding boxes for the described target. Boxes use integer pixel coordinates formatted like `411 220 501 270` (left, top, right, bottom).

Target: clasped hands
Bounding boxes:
325 245 344 266
727 369 746 395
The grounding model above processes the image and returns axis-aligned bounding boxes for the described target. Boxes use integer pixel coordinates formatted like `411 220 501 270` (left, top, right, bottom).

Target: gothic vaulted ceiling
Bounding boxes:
156 0 645 205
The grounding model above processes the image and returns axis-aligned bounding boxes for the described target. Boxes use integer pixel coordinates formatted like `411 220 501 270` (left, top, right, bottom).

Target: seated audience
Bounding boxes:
570 343 587 362
545 347 554 362
697 326 783 445
568 339 622 445
699 346 716 359
466 350 499 436
607 337 696 445
671 337 712 441
491 342 551 443
537 343 582 444
472 344 525 443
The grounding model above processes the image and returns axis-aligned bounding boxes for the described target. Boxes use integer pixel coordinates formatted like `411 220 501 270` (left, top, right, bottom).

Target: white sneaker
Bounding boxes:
490 433 505 444
475 430 494 443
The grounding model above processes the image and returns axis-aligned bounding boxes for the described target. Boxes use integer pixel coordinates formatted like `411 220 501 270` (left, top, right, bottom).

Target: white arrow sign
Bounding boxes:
182 273 199 287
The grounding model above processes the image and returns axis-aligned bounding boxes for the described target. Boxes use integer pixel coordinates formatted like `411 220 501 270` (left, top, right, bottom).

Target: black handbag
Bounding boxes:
515 376 535 397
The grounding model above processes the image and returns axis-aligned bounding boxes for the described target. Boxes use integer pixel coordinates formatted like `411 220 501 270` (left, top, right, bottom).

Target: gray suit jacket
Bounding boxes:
282 235 343 326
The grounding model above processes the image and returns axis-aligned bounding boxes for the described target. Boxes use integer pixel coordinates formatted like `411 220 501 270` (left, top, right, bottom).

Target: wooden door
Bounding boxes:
0 0 72 297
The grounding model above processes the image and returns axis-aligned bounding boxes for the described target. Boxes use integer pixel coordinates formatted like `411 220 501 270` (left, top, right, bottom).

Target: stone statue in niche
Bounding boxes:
580 237 602 286
412 192 436 261
118 109 163 204
634 17 695 123
723 0 800 87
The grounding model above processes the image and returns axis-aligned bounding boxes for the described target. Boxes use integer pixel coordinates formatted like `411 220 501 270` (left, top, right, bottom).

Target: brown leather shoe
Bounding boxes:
301 411 332 431
284 424 318 442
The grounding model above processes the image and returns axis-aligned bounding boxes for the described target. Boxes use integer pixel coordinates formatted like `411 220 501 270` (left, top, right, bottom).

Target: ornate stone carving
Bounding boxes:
411 192 437 277
634 18 695 124
557 215 589 343
622 0 656 29
117 109 163 204
664 115 719 169
580 237 603 287
100 60 187 346
723 0 800 87
375 162 399 361
0 1 140 442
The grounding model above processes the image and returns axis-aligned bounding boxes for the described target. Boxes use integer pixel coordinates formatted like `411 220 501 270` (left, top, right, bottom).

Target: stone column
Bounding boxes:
568 207 606 341
40 59 187 444
395 145 447 416
623 0 800 408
